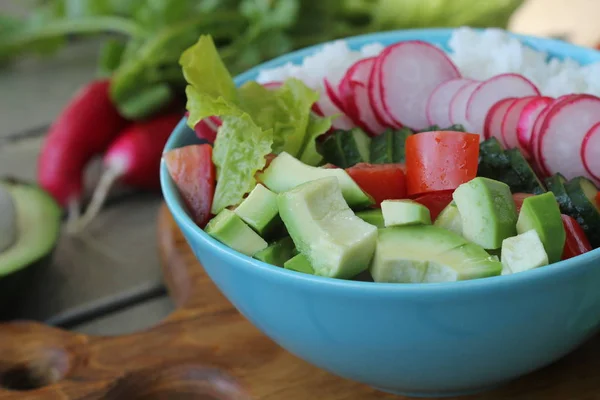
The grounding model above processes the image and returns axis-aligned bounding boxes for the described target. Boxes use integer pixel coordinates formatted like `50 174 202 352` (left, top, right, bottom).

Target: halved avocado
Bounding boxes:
0 178 61 311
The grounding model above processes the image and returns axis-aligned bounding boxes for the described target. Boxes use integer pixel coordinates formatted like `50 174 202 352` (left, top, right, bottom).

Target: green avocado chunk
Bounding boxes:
0 179 61 278
277 177 377 279
516 192 566 263
234 184 282 237
501 230 549 275
356 209 385 228
380 199 431 227
434 201 462 235
283 253 315 274
254 236 298 267
370 225 502 283
205 209 268 256
257 151 373 208
453 177 518 250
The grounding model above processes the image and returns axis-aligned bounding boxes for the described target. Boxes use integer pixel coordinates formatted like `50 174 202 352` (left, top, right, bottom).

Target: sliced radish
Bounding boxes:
262 81 282 90
426 78 475 127
582 122 600 183
194 119 218 143
484 97 517 142
539 94 600 181
368 57 401 128
324 78 347 113
501 96 538 151
466 73 540 137
316 94 355 130
378 41 461 130
340 58 387 135
449 81 480 128
531 95 576 172
516 96 553 159
338 74 354 116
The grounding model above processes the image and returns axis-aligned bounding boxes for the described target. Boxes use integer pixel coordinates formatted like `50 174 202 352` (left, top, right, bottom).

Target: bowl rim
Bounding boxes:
161 27 600 293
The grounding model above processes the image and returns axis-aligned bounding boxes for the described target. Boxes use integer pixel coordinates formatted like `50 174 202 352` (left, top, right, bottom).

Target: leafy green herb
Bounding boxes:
0 0 524 119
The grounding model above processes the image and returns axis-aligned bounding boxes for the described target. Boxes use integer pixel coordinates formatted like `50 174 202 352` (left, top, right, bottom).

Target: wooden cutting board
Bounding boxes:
1 204 600 399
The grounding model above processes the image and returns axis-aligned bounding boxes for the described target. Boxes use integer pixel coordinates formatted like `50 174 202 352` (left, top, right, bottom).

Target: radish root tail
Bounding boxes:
65 199 81 235
74 167 121 233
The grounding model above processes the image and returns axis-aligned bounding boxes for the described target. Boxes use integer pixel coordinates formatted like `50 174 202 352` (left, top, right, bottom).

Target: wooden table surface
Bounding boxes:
0 0 599 342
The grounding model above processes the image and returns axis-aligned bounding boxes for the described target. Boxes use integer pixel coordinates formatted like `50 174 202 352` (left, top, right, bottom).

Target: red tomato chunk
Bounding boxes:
346 163 406 206
405 131 479 196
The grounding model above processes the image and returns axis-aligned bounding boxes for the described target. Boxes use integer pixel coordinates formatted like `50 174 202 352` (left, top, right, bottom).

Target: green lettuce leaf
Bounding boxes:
212 114 273 214
238 78 319 156
180 35 237 105
299 113 333 165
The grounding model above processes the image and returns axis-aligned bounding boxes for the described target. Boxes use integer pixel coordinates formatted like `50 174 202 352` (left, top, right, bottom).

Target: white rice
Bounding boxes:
257 27 600 99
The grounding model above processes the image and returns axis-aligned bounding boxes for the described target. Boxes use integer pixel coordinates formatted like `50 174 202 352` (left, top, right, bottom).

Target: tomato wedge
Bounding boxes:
405 131 480 196
561 214 593 260
512 193 533 213
412 190 454 220
596 192 600 208
346 163 406 206
164 144 215 228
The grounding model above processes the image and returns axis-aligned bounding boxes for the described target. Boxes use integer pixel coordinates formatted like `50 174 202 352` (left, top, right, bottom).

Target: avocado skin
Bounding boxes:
0 251 53 320
0 178 60 320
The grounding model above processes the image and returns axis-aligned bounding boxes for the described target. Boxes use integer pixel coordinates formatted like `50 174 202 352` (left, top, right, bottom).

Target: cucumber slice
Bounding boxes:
564 177 600 248
545 173 574 214
369 128 413 164
417 124 466 133
477 138 526 190
505 149 545 194
319 128 371 168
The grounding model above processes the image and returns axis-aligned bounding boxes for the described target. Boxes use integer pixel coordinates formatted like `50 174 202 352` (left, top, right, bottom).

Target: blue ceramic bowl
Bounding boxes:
161 28 600 397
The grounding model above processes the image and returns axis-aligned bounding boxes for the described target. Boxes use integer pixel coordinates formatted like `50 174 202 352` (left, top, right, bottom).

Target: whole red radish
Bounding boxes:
74 112 182 232
164 144 216 228
37 79 128 220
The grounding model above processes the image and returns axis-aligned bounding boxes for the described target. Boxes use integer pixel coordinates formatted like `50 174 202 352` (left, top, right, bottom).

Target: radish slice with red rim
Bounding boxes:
501 96 538 151
466 73 540 138
194 119 217 143
449 81 480 128
378 41 461 130
316 94 356 130
368 57 401 128
426 78 475 127
484 97 517 143
539 94 600 181
516 96 553 159
324 78 347 113
351 82 387 136
582 122 600 183
531 94 576 172
262 81 283 90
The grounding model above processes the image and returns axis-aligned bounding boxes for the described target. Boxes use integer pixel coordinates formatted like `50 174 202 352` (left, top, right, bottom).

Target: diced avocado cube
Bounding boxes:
434 201 462 235
381 199 431 227
277 177 377 279
501 230 549 275
254 236 298 267
257 152 373 208
370 225 501 283
453 177 518 250
205 209 268 256
516 192 565 263
234 184 282 237
283 253 315 274
356 209 385 228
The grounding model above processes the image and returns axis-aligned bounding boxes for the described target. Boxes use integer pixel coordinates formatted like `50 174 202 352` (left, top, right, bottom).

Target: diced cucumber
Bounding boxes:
505 149 545 194
319 128 371 168
545 173 574 214
434 201 462 235
369 128 412 164
381 199 431 227
564 177 600 248
417 124 466 133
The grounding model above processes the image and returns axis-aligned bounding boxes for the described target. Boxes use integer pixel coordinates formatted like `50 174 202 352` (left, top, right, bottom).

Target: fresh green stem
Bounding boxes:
2 16 145 49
